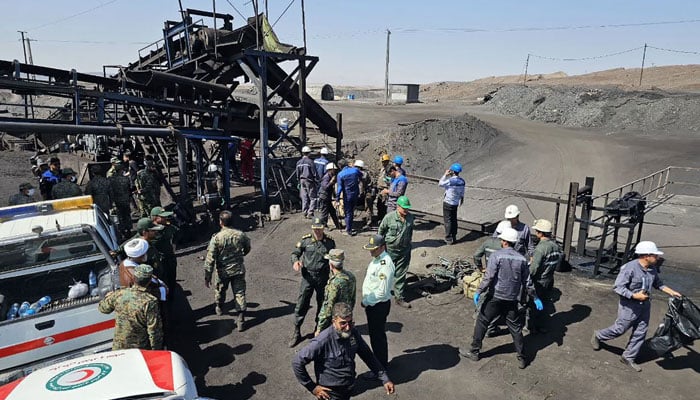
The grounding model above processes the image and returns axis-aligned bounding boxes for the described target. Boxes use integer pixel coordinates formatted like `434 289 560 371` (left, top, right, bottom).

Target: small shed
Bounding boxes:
390 83 420 103
321 84 334 101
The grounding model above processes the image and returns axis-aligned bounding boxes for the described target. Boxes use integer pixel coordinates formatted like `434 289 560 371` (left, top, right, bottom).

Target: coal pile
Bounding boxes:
483 85 700 136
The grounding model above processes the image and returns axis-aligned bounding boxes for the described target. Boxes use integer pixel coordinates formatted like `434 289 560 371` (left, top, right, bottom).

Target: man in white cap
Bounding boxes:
314 147 330 181
500 204 534 257
119 238 149 288
592 241 681 372
462 227 542 369
296 146 318 219
527 219 562 334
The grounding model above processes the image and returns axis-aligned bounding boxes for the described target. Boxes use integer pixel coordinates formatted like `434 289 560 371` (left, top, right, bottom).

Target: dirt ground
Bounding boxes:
1 74 699 399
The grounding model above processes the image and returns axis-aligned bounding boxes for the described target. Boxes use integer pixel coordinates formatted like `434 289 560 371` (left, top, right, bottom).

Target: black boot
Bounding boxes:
237 311 245 332
288 326 302 348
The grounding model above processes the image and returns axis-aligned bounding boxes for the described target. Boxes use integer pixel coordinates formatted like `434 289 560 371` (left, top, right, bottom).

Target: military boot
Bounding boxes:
237 312 246 332
215 304 224 316
288 326 302 348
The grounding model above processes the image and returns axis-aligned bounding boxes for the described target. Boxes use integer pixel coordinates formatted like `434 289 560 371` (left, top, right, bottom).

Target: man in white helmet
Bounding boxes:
592 241 681 372
462 227 542 369
527 219 562 334
497 205 534 257
296 146 318 218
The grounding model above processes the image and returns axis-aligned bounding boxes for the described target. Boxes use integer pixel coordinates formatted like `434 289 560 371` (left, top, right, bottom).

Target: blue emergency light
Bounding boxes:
0 196 93 221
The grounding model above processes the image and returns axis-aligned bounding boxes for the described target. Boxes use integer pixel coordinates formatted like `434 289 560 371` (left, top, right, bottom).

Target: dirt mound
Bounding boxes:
343 113 500 177
483 85 700 135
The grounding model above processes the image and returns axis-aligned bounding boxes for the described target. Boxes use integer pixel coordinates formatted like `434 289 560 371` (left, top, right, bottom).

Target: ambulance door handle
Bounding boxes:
35 320 55 330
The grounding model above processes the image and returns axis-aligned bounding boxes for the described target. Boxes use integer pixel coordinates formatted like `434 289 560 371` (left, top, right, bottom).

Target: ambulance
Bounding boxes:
0 196 119 384
0 349 212 399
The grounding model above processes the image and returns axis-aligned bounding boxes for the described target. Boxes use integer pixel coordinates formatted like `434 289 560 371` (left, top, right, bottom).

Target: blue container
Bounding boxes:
347 94 355 100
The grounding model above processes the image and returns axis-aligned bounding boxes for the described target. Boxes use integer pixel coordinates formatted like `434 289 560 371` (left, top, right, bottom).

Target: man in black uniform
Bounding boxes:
289 217 336 347
293 302 395 400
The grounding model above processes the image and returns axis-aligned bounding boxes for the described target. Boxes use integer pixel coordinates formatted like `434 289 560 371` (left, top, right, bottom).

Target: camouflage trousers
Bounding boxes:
388 249 411 301
138 194 160 218
215 273 246 312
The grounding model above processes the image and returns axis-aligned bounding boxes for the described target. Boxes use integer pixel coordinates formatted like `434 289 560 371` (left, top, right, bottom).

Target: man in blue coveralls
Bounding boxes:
336 159 361 236
591 241 682 372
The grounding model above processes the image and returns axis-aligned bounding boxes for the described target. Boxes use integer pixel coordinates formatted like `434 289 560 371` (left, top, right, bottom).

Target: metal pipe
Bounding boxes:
124 70 233 100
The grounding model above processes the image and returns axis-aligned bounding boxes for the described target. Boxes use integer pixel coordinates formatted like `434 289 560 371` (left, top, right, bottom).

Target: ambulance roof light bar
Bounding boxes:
0 196 93 221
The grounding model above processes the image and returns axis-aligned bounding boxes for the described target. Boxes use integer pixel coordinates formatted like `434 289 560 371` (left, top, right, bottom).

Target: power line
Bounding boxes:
392 18 700 34
529 46 644 62
225 0 248 21
27 0 120 31
647 45 700 56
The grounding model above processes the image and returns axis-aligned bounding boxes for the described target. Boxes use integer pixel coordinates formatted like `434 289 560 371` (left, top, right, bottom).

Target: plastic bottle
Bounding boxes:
6 303 20 320
18 301 31 317
89 270 97 291
29 296 52 313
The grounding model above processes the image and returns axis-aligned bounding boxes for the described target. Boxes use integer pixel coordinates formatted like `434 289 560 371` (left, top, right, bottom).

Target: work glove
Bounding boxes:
534 298 544 311
473 292 480 307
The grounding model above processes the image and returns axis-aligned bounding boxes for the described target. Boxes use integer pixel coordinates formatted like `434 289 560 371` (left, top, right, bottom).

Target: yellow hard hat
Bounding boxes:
381 154 390 162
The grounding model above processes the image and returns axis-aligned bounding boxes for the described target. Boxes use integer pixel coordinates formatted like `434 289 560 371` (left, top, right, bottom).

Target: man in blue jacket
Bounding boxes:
438 163 466 244
336 159 361 236
382 166 408 213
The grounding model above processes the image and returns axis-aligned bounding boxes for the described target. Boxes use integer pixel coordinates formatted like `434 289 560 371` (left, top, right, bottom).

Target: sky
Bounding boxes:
1 0 699 86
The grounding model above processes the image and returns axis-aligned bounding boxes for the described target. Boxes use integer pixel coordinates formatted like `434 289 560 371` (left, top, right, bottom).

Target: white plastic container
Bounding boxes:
269 204 281 221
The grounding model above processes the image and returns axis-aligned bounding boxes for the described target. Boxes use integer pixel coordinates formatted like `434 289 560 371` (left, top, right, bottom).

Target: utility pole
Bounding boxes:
639 43 647 87
384 29 391 105
523 53 530 85
301 0 307 50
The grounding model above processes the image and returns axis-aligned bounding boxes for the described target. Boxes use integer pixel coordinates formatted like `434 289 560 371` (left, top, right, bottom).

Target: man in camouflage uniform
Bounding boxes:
109 163 134 238
204 210 251 331
51 168 82 199
98 264 163 350
527 219 563 334
135 160 161 217
376 154 392 222
85 165 112 214
354 160 376 230
288 217 336 347
119 218 164 278
315 249 356 336
8 182 36 205
151 206 179 292
106 156 121 178
378 195 414 309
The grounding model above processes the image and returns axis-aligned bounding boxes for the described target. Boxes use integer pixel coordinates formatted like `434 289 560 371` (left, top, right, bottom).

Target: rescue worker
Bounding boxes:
438 163 466 244
473 221 512 271
527 219 562 334
592 241 681 372
51 168 82 199
135 160 161 218
239 138 255 184
382 166 408 213
227 138 241 181
473 220 514 337
461 227 542 369
297 146 318 219
109 163 134 238
204 210 252 331
378 195 414 309
315 249 356 335
289 217 336 347
39 157 61 200
293 303 395 399
99 264 163 350
361 234 396 369
354 160 376 230
151 206 179 292
316 163 342 231
84 165 112 214
203 164 222 212
8 182 36 205
314 147 330 183
106 156 121 178
392 155 406 176
336 159 362 236
376 154 392 222
498 205 535 257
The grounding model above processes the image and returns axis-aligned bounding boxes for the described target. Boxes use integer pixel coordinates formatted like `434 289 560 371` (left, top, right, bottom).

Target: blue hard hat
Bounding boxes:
393 155 404 164
450 163 462 173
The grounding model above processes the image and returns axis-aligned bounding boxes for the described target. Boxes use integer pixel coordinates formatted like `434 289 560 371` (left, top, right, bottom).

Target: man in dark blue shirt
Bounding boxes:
336 160 362 236
293 302 395 400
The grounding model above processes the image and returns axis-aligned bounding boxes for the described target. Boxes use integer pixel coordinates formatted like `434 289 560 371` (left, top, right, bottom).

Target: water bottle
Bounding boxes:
89 270 98 296
18 301 31 317
6 303 20 320
29 296 52 313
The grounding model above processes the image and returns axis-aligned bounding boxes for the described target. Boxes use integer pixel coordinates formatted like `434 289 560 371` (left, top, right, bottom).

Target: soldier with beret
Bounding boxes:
8 182 36 205
315 249 356 336
106 156 121 178
99 264 163 350
289 217 336 347
204 210 251 331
